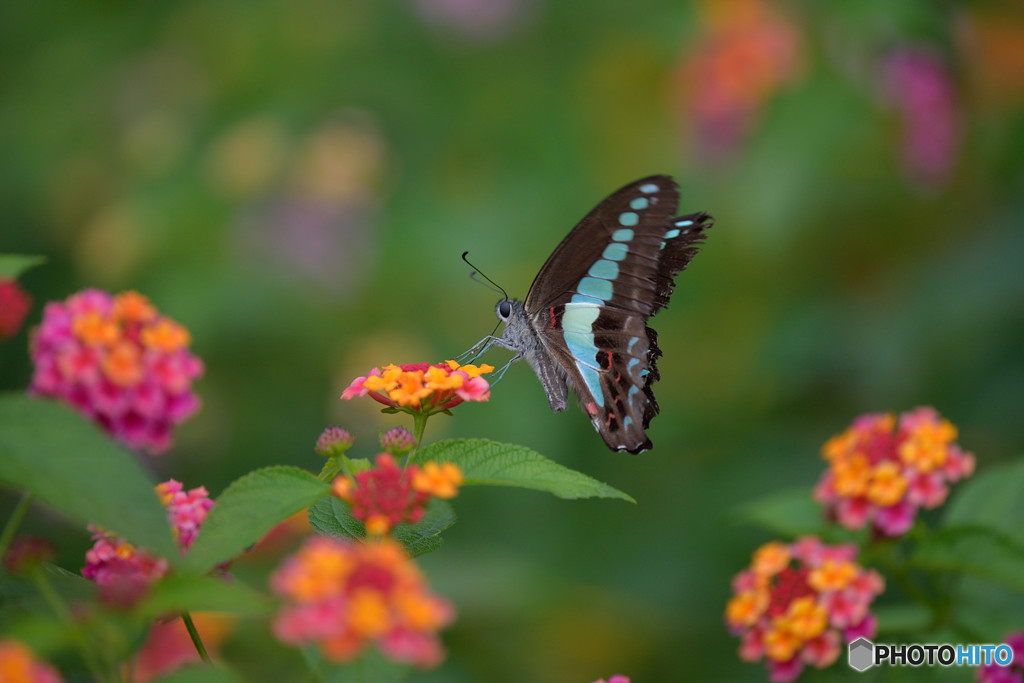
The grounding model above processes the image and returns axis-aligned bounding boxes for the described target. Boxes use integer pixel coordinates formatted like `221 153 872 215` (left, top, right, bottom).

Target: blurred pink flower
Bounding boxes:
0 638 63 682
0 279 32 340
128 613 232 682
977 630 1024 683
29 289 203 454
882 48 960 189
675 0 804 160
411 0 535 42
814 407 974 537
271 537 454 668
726 537 884 681
83 479 214 606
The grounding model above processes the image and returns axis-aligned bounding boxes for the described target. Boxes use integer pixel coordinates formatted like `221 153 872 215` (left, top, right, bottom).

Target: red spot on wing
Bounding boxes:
585 401 599 416
549 306 557 328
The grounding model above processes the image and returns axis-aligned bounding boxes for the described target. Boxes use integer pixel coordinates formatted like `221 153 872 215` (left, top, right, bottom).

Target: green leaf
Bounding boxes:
0 254 46 279
153 665 242 683
308 496 363 541
873 603 933 636
412 438 633 502
911 525 1024 593
140 575 272 618
392 499 456 557
943 457 1024 544
308 497 456 558
304 645 410 683
733 487 826 537
181 467 331 575
0 394 177 559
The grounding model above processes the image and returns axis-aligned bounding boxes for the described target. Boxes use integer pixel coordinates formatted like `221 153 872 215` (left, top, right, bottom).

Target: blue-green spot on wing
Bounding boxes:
412 438 634 503
181 466 331 575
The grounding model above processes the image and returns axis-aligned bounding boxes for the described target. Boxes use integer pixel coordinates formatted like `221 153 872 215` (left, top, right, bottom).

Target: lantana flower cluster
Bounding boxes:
341 360 491 415
813 407 975 536
83 479 214 603
726 537 885 683
271 537 454 667
29 289 203 454
0 638 63 683
332 453 463 536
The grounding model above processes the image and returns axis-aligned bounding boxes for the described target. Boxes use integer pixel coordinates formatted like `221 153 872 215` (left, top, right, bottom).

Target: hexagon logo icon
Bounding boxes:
848 637 874 672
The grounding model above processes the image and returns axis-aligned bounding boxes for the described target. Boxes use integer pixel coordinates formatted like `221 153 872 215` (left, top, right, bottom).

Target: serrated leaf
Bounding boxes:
911 525 1024 593
944 457 1024 544
733 487 826 537
308 497 455 558
0 394 177 559
309 495 364 541
181 467 331 575
140 575 272 618
392 499 456 557
412 438 633 502
0 254 46 279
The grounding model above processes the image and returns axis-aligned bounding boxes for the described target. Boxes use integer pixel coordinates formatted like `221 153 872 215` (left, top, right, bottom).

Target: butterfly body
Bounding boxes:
489 175 712 453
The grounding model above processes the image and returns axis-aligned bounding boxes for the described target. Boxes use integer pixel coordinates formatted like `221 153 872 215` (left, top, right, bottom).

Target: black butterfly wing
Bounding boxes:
523 176 712 453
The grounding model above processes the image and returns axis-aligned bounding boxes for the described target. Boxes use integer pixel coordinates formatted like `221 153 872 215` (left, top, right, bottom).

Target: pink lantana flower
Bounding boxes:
332 454 463 536
83 479 215 605
341 360 491 416
814 407 975 537
29 289 203 454
271 537 454 668
726 537 885 682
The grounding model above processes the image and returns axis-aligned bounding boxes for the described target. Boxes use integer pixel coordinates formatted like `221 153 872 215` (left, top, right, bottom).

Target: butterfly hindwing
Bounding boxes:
521 176 712 453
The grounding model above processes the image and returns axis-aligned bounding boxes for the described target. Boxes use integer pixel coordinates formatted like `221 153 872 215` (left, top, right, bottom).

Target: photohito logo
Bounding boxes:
848 637 1013 671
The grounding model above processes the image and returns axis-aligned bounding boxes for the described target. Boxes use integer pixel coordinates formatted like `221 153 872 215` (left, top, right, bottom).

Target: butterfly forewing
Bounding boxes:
517 176 711 453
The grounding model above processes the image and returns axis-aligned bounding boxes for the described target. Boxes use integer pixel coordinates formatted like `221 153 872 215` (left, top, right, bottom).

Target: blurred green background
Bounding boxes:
2 0 1023 680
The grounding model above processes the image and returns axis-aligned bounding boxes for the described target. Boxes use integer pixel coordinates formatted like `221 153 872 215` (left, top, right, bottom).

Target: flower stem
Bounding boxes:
0 491 34 561
32 567 109 682
182 610 212 663
406 413 429 465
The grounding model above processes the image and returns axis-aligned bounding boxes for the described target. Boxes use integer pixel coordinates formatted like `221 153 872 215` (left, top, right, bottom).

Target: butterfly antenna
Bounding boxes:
462 251 509 300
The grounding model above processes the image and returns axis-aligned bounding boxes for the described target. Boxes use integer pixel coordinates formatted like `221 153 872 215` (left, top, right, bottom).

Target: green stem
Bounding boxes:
181 610 212 664
0 491 34 560
406 412 429 465
868 540 945 633
32 567 109 682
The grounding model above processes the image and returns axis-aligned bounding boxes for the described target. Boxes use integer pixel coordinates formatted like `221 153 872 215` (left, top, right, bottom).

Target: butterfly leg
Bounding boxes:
488 352 524 385
455 335 502 364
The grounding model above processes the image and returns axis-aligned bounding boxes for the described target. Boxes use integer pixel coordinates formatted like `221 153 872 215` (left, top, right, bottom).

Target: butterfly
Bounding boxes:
475 176 712 453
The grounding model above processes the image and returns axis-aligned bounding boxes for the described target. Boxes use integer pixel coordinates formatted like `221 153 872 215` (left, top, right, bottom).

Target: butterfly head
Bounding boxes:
495 298 513 322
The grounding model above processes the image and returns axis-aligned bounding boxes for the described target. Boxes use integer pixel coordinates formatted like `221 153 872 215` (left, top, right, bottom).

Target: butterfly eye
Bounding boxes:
496 299 512 321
